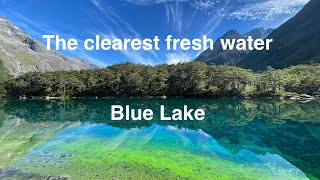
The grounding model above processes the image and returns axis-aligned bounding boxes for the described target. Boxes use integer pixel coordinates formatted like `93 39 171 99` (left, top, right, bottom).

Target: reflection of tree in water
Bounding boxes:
0 112 77 170
1 99 320 178
2 99 320 126
209 117 320 178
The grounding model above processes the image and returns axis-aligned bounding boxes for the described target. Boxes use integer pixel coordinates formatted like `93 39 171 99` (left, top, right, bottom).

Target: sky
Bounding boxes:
0 0 310 66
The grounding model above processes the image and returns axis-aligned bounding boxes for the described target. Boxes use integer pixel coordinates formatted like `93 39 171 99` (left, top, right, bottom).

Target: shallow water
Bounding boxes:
0 99 319 179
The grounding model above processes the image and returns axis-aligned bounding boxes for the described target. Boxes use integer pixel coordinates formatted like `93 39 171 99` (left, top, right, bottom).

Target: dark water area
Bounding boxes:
0 99 319 179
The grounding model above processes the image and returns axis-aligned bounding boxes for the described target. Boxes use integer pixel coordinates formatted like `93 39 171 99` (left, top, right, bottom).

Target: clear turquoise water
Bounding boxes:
0 99 319 179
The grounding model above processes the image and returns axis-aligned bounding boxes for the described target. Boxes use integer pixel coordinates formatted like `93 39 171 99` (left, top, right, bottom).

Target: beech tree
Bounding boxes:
3 62 320 98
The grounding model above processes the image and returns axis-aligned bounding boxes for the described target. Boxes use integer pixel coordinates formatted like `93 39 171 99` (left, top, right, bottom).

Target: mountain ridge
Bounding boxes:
0 16 97 77
239 0 320 70
195 27 273 65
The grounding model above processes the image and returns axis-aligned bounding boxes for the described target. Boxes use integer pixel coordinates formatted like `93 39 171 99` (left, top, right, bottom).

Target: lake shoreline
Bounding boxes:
1 93 319 101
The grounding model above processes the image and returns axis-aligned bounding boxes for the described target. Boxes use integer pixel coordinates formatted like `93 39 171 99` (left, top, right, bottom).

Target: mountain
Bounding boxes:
244 27 273 40
239 0 320 71
0 16 96 77
195 27 273 65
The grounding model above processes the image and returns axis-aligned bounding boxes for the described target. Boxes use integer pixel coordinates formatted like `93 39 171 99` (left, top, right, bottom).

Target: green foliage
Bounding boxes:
280 65 320 94
0 61 10 95
3 62 320 98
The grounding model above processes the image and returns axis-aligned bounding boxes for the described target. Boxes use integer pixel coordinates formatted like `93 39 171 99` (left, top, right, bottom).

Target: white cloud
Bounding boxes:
165 52 191 64
122 49 157 65
125 0 309 21
164 1 184 33
90 0 160 65
125 0 187 6
228 0 310 20
190 0 221 10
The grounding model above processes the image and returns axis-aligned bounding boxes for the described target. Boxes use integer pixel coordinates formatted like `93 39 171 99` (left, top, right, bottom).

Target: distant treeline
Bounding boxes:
3 62 320 98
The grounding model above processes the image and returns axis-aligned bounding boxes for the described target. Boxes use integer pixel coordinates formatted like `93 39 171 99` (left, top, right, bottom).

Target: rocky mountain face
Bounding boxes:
244 27 273 40
0 16 96 77
239 0 320 71
195 27 273 65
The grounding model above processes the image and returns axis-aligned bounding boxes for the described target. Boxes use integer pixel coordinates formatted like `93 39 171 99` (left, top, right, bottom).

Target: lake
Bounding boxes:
0 99 319 179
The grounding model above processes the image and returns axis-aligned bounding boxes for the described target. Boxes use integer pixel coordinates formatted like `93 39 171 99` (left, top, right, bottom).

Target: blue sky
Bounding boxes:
0 0 309 66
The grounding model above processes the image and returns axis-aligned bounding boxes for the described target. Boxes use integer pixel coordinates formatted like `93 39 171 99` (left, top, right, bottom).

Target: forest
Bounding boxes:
2 62 320 98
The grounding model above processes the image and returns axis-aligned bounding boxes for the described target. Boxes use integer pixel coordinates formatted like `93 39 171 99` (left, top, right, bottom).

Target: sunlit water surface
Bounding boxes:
0 99 319 179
